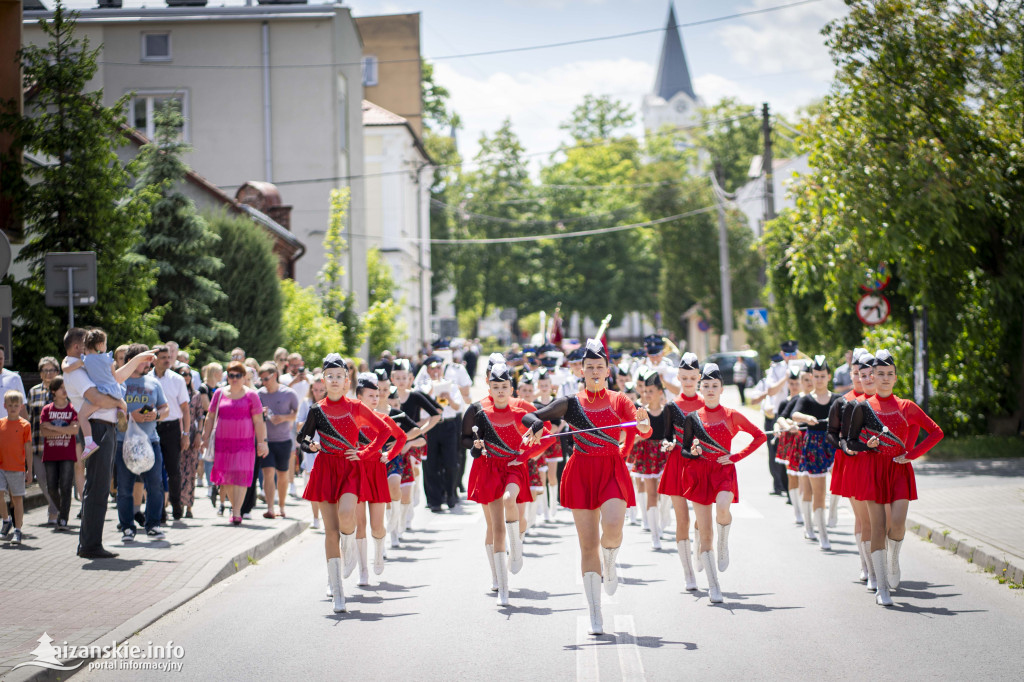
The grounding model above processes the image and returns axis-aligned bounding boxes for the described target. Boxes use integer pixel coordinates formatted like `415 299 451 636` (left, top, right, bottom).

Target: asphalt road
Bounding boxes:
73 447 1023 682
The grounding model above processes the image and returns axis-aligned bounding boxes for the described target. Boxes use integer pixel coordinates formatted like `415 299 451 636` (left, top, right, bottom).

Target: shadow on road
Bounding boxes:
80 558 144 571
564 635 698 650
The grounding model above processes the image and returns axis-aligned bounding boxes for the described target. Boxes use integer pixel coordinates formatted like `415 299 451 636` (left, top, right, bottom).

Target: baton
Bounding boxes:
541 421 637 439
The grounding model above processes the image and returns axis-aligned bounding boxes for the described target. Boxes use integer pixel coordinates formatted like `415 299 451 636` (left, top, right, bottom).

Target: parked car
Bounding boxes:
703 350 760 387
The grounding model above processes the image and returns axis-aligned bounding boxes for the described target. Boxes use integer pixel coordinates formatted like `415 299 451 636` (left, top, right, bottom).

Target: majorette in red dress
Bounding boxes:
464 396 548 505
658 393 704 497
680 404 766 506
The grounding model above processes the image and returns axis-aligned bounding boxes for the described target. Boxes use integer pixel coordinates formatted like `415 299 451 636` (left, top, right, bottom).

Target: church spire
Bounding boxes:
653 3 696 102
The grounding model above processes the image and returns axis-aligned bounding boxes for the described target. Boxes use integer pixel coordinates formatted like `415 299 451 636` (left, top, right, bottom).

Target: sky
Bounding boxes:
56 0 848 165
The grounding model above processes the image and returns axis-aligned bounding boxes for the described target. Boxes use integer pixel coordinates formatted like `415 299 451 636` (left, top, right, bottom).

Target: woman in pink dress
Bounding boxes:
200 361 269 525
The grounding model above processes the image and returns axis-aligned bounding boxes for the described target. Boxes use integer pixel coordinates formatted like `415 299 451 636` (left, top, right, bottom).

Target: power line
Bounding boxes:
426 206 719 244
431 198 639 226
93 0 827 71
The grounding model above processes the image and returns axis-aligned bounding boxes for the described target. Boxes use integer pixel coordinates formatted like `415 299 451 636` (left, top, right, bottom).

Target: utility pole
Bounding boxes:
710 171 733 353
762 102 776 223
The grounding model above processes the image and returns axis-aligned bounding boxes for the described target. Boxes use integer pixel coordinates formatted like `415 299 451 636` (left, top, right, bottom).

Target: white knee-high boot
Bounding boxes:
638 491 648 529
493 551 510 607
814 508 830 550
677 540 697 590
855 532 869 582
356 537 369 586
827 493 839 528
601 545 620 595
341 532 357 578
486 543 498 591
372 535 386 575
536 493 548 524
888 537 903 589
790 488 804 524
506 521 523 574
716 523 731 571
872 549 893 606
582 572 604 634
700 550 723 603
658 493 672 526
802 500 816 540
327 557 346 613
627 503 639 526
648 507 663 550
863 541 877 591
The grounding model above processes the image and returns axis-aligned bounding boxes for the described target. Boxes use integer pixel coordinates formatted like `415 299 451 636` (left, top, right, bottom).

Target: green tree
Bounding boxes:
206 211 282 361
318 188 360 354
280 279 346 369
560 94 634 143
135 100 236 353
364 248 404 357
0 2 160 364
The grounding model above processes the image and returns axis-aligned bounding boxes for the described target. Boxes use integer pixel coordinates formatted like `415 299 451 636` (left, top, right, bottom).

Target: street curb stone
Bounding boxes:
1 518 308 682
907 514 1023 588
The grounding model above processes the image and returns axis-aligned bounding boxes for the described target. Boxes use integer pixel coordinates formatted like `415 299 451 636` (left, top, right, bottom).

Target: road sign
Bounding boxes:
860 261 891 292
856 292 891 326
697 319 710 332
45 252 98 328
744 307 768 328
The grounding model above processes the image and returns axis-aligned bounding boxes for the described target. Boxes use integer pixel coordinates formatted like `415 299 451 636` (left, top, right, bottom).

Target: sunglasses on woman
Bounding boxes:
227 372 245 380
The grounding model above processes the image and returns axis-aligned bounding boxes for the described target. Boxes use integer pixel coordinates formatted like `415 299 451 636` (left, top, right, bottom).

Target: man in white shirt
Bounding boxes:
556 348 584 398
0 345 27 419
62 328 152 559
748 350 790 496
414 353 467 511
151 345 190 521
632 335 681 398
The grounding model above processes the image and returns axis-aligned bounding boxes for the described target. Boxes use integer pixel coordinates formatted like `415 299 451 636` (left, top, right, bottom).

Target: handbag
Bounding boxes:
202 389 220 463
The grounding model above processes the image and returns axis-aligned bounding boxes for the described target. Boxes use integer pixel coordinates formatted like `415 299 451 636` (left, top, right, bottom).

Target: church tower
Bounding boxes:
642 3 702 135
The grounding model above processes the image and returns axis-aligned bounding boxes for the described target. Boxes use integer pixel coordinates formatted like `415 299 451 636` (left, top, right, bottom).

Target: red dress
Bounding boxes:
846 394 943 504
465 397 545 505
829 389 861 496
659 393 704 497
681 404 766 505
525 389 644 510
299 397 393 504
356 412 407 504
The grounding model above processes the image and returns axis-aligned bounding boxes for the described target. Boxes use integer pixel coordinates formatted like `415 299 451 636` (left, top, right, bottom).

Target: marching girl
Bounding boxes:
351 373 407 585
516 373 546 530
522 339 651 635
773 368 805 525
535 368 568 523
842 352 882 590
631 368 672 550
298 355 395 613
658 352 704 590
380 385 425 548
848 350 943 606
462 362 546 607
789 356 841 550
391 359 441 531
681 364 767 604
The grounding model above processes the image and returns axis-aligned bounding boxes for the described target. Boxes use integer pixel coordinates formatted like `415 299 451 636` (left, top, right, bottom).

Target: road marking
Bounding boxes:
577 617 600 682
613 615 646 682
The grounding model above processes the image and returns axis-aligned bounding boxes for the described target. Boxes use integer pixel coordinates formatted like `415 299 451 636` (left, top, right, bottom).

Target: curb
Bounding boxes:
2 518 308 682
906 514 1024 587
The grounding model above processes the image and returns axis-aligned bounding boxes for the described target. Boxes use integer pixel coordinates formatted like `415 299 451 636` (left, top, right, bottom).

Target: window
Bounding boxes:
361 56 378 87
128 91 188 141
141 32 171 62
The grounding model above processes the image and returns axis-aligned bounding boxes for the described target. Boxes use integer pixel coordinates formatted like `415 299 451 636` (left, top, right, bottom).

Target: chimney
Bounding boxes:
266 205 293 232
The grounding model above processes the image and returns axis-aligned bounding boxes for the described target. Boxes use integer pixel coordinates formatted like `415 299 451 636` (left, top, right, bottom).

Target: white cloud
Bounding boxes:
715 0 846 73
434 58 654 167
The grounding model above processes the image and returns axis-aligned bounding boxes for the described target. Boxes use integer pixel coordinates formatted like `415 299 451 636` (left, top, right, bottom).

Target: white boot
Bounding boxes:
582 572 604 634
494 551 510 607
802 500 816 540
327 557 346 613
537 493 549 524
553 484 561 512
790 489 804 524
827 494 839 528
694 527 703 572
525 501 537 530
677 540 697 591
356 538 369 586
638 491 649 530
373 535 386 575
627 504 639 526
855 533 869 582
888 537 903 589
716 523 731 571
601 545 620 595
397 503 409 539
341 532 357 578
658 493 672 527
815 508 831 550
648 507 663 550
872 549 893 606
700 550 723 603
486 543 499 591
863 541 877 591
404 495 416 531
506 521 524 574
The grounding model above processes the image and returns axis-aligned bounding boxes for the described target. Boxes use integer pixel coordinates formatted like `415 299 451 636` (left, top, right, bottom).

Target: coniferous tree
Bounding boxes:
0 2 160 364
134 100 236 352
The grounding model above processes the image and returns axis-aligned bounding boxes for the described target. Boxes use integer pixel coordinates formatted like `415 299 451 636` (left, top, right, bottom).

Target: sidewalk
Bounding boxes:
0 481 311 680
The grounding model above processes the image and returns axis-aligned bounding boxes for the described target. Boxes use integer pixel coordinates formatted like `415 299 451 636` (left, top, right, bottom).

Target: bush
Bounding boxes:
279 279 346 368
